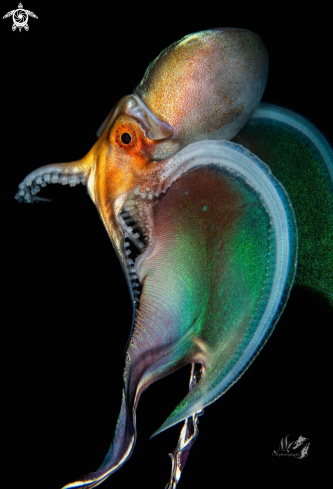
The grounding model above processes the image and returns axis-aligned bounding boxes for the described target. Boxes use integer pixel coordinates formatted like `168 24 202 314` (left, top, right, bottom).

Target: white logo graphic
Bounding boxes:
3 3 38 32
272 435 310 459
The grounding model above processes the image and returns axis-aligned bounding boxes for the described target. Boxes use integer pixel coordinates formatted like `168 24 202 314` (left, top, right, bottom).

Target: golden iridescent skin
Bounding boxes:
137 28 268 154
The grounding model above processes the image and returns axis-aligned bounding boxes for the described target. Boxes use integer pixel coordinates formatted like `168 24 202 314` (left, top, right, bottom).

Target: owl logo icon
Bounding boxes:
3 3 38 32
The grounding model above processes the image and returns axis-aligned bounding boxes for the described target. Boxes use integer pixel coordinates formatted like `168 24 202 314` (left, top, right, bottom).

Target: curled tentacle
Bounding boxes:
15 160 90 203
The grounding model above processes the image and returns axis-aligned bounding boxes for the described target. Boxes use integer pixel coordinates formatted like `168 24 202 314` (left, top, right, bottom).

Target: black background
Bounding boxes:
2 3 331 488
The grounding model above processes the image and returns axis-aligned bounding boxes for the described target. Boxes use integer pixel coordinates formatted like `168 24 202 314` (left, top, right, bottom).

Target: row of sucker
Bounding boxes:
118 193 148 251
124 233 142 309
15 171 87 203
118 188 161 308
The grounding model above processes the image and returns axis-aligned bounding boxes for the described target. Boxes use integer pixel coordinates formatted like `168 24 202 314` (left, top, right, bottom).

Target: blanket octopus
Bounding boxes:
15 28 333 488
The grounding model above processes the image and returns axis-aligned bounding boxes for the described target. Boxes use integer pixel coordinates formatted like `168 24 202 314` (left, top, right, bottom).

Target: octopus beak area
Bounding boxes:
14 149 96 204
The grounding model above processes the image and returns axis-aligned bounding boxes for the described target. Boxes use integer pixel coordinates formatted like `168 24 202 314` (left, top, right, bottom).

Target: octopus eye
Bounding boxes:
121 132 132 144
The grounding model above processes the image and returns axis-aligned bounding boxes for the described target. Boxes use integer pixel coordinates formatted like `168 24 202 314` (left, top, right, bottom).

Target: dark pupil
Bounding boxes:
121 132 132 144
